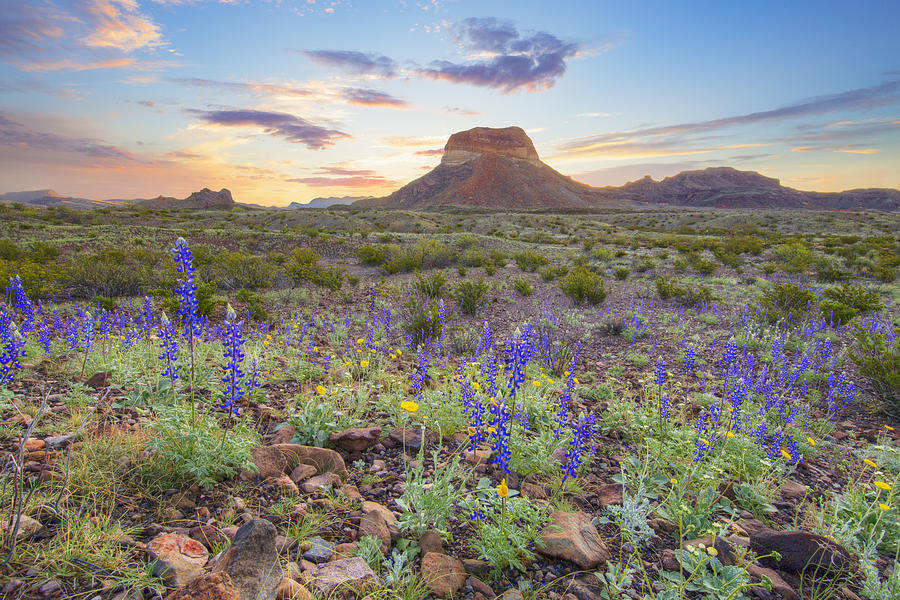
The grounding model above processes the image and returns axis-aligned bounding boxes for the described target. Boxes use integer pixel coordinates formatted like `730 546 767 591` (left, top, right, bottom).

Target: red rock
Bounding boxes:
420 552 466 599
147 533 209 586
273 444 347 479
538 511 610 569
328 427 381 453
165 572 239 600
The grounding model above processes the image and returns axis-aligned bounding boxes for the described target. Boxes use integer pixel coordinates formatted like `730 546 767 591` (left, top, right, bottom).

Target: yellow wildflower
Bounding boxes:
573 377 579 384
357 338 364 344
467 426 476 436
316 385 326 395
400 400 419 413
548 378 554 384
396 349 402 356
360 360 369 368
879 503 891 511
781 448 793 461
806 437 815 446
533 380 541 387
725 431 735 438
885 425 895 431
496 478 509 498
873 481 892 491
670 478 677 485
864 459 878 468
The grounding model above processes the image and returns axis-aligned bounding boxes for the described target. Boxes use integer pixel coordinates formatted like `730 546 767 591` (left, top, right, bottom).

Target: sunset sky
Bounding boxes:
1 0 899 206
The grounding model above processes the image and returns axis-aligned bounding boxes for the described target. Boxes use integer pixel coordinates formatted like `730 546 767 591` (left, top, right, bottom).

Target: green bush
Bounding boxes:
560 266 607 306
452 279 490 315
758 282 816 323
655 278 716 306
285 401 347 447
403 297 444 345
157 280 220 318
358 244 387 266
69 248 163 298
91 295 115 312
775 241 814 273
234 289 269 322
819 284 882 325
513 250 550 272
284 248 344 290
513 278 533 296
633 257 657 273
613 267 630 281
849 325 900 415
539 264 568 281
412 270 447 298
204 251 274 290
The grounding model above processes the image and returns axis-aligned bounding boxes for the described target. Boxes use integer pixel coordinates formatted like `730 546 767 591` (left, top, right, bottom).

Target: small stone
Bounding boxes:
289 464 318 484
538 511 610 569
270 474 300 496
301 536 333 563
467 576 494 598
301 472 341 494
308 557 378 600
597 483 623 508
164 572 239 600
269 425 297 446
329 427 381 453
275 578 311 600
9 515 43 540
420 552 466 599
778 481 808 501
419 530 443 555
274 444 347 479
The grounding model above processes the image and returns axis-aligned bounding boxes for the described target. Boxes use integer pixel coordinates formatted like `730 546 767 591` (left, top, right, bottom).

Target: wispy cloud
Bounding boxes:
558 80 900 158
287 166 396 188
0 111 135 161
380 135 446 147
342 88 408 108
302 50 398 77
444 106 479 116
417 17 579 92
171 77 315 97
187 109 350 149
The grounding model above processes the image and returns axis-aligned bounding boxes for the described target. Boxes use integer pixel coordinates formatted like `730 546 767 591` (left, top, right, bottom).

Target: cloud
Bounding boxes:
342 88 408 108
188 109 350 149
417 17 579 92
558 80 900 157
171 77 315 97
380 135 446 147
414 148 444 156
0 112 135 161
0 3 67 59
287 166 396 188
83 0 164 52
445 106 479 116
302 50 398 77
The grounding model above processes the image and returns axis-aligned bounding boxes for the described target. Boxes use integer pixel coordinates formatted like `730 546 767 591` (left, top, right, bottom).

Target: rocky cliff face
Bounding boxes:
441 126 541 166
138 188 235 209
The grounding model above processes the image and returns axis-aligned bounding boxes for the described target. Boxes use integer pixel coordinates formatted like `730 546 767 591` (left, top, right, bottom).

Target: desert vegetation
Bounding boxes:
1 203 899 600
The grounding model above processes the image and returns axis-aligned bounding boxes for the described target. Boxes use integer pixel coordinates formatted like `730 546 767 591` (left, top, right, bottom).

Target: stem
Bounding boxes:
189 329 195 428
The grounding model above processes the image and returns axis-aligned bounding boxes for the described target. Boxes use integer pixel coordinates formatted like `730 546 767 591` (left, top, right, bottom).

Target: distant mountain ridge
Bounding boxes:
287 196 369 209
137 188 235 209
355 126 900 211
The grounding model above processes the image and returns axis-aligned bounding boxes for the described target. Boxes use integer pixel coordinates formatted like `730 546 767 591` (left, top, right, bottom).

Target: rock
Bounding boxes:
9 515 43 540
300 472 342 494
419 530 443 555
164 572 239 600
307 557 378 600
467 576 494 598
648 518 677 534
362 501 400 542
274 444 347 479
289 464 318 484
23 438 45 451
269 474 300 496
567 575 607 600
443 126 540 166
498 590 525 600
420 552 467 599
359 510 391 554
332 542 358 558
747 564 799 600
37 579 62 597
660 549 679 571
749 528 853 574
521 482 547 500
389 428 424 451
189 525 225 550
269 425 296 446
86 371 109 388
596 483 623 508
538 511 610 569
462 559 489 575
778 481 808 501
301 536 333 563
213 519 281 600
148 533 209 587
465 447 492 466
275 578 311 600
328 427 381 453
249 446 288 479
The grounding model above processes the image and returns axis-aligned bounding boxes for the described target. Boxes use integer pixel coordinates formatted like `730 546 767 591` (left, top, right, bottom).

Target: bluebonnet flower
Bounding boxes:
171 238 199 333
767 429 784 462
489 396 511 474
469 504 487 521
9 277 34 334
38 322 52 355
561 412 592 482
659 394 671 424
221 305 246 416
683 345 695 374
80 311 95 352
654 356 666 391
244 357 260 399
754 421 768 450
0 320 26 384
157 313 179 385
505 324 533 399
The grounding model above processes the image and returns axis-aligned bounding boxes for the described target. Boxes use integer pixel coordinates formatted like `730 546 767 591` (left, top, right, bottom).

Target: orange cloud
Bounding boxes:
83 0 163 52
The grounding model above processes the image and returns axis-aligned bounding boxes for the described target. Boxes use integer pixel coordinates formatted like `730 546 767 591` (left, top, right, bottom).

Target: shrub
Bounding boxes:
285 400 346 447
403 296 443 345
91 295 115 312
655 278 716 306
513 278 533 296
613 267 630 281
776 241 814 273
204 251 274 290
452 279 490 315
68 248 163 298
358 244 386 266
157 280 220 318
819 284 882 325
633 257 657 273
513 250 550 272
234 289 269 322
284 248 344 290
849 325 900 415
412 270 447 298
560 266 607 306
539 264 568 281
815 258 850 283
759 282 816 323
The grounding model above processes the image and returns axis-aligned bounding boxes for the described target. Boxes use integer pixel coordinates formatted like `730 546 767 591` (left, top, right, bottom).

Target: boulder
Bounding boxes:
538 511 610 569
328 427 381 453
749 528 853 574
747 564 800 600
165 572 239 600
420 552 466 598
249 446 287 479
778 481 808 501
300 472 342 494
307 557 378 600
213 519 281 600
301 536 333 564
273 444 347 479
148 533 209 587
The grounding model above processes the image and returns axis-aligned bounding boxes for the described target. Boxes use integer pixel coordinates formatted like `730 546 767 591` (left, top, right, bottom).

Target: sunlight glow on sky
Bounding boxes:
1 0 899 206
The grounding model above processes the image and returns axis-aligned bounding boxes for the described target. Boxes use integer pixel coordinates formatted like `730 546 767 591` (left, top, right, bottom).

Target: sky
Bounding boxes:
1 0 899 207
